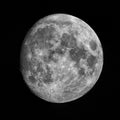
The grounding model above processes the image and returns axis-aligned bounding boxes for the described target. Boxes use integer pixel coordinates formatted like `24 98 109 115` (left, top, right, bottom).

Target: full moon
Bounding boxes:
21 14 103 103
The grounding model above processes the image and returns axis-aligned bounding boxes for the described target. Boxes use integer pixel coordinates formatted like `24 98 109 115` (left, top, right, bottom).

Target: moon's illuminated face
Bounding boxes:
21 14 103 103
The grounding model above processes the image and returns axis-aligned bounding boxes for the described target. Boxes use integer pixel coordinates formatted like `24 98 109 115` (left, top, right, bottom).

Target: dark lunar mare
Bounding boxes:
60 33 77 48
69 45 87 64
42 65 54 84
28 75 37 84
29 25 57 50
63 34 98 78
89 40 97 51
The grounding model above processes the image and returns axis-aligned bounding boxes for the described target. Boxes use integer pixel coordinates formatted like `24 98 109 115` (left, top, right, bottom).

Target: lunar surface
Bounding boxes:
21 14 103 103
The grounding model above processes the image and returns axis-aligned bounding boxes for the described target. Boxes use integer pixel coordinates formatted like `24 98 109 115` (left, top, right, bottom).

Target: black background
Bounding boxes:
3 1 118 118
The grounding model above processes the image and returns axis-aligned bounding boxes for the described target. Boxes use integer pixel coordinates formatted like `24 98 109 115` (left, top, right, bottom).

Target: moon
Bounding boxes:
21 13 103 103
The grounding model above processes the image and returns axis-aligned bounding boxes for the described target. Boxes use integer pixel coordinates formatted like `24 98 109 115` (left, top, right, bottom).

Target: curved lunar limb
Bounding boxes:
21 13 103 103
